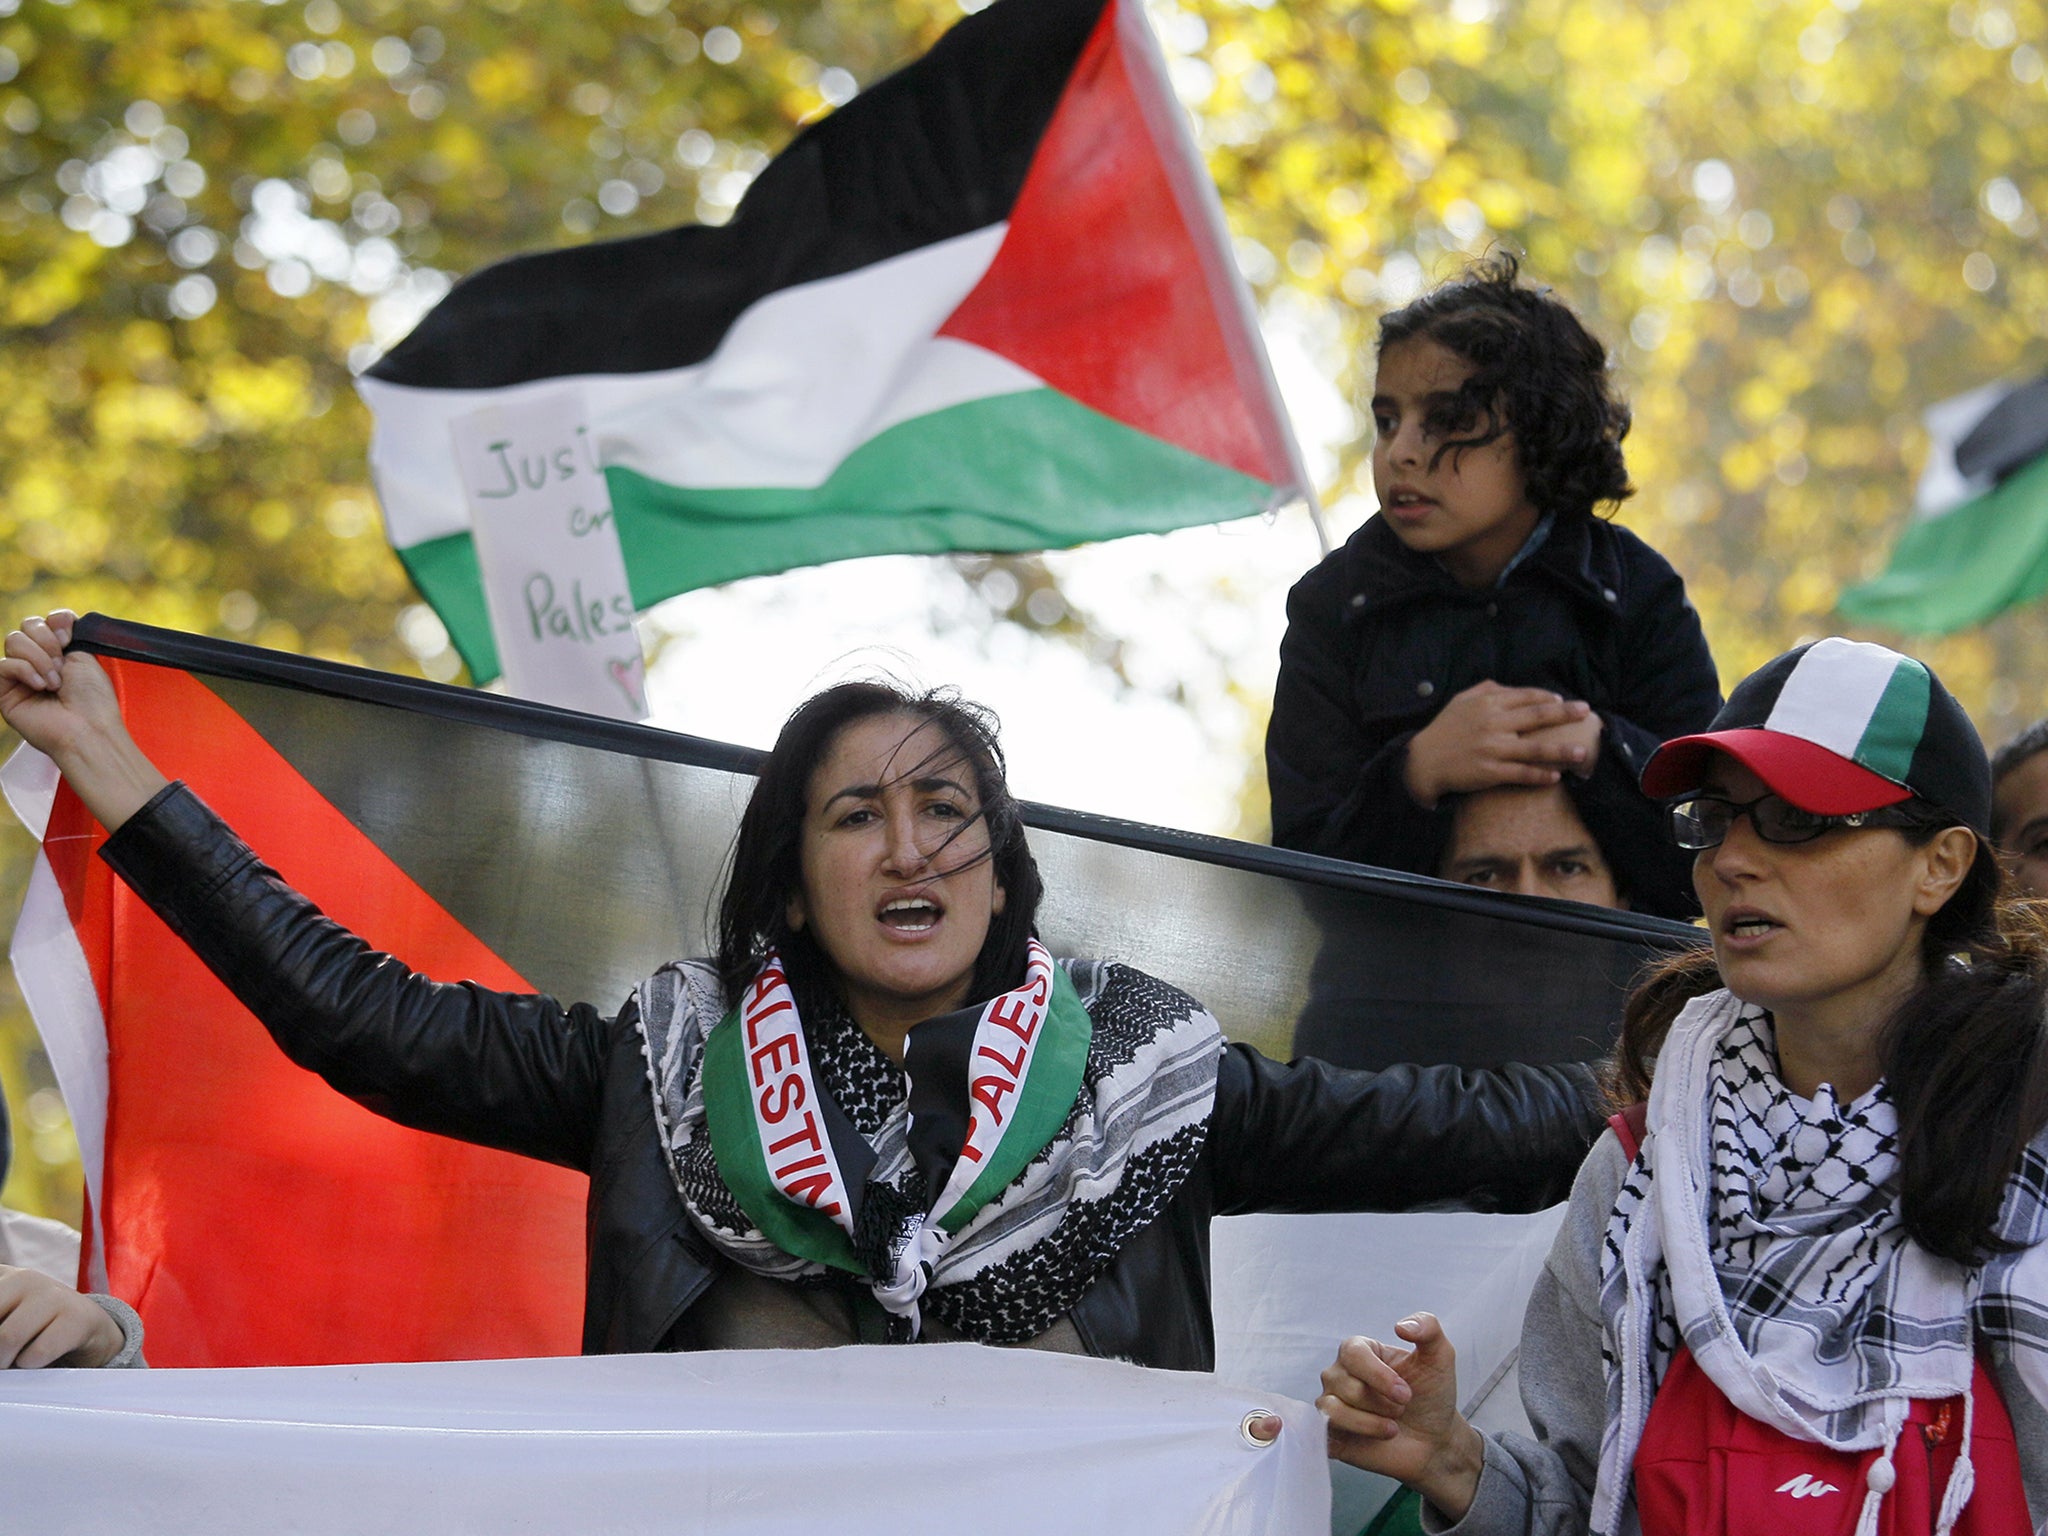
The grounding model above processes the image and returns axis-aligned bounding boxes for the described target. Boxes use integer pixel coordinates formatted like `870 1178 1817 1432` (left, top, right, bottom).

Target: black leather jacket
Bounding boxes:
103 782 1603 1372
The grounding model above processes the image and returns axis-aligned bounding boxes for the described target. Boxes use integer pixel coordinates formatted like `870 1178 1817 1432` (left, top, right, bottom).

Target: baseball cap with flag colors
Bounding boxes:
1640 638 1992 834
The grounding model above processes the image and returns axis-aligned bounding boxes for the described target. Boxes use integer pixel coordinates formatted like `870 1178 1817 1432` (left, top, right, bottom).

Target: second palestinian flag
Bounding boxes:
359 0 1310 682
1839 376 2048 634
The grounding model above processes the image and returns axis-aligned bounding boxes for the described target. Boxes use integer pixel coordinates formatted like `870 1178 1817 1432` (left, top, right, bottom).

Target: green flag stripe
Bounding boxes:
394 534 501 683
940 965 1093 1234
700 1015 864 1274
1854 657 1931 784
397 388 1276 684
1837 453 2048 634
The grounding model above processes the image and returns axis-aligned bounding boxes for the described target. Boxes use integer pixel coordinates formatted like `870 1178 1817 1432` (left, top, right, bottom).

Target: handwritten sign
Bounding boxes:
450 390 648 720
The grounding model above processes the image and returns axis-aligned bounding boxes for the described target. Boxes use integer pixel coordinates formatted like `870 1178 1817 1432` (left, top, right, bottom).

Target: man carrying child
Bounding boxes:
1266 255 1718 920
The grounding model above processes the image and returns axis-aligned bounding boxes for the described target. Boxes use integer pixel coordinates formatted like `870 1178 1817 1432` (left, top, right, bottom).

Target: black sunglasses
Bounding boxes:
1668 792 1922 851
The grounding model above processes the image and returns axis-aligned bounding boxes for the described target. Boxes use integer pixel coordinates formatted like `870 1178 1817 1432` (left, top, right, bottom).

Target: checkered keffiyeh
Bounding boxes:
634 956 1221 1344
1591 989 2048 1536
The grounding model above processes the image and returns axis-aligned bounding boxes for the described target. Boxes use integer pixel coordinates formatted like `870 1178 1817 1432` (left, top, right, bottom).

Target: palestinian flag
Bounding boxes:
1839 374 2048 633
7 617 1683 1371
5 649 588 1366
358 0 1310 683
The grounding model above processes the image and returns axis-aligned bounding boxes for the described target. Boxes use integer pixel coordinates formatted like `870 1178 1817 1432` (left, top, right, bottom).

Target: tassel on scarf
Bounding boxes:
1853 1401 1906 1536
1932 1383 1977 1536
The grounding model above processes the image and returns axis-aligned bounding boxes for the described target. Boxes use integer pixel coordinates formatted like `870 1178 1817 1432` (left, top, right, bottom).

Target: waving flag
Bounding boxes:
1839 375 2048 633
360 0 1311 682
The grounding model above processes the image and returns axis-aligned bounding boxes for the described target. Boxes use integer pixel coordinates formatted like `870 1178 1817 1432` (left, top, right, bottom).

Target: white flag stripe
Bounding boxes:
1764 637 1902 761
0 742 59 841
8 850 111 1291
361 225 1044 548
0 1345 1326 1534
1913 379 2011 519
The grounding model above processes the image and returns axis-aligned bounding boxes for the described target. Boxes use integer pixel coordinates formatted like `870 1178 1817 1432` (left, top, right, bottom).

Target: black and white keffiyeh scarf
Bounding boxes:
1595 989 2048 1536
633 953 1222 1344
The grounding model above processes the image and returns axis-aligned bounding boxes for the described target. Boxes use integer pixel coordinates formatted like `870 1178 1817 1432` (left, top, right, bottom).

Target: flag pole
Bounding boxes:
1304 493 1331 556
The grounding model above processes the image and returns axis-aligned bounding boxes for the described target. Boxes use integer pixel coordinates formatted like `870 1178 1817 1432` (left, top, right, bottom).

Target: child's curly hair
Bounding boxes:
1377 252 1633 522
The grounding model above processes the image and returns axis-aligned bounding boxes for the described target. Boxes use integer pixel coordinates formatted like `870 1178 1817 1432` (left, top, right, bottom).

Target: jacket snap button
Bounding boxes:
1601 586 1618 603
1416 680 1435 698
1485 602 1499 618
1349 593 1366 610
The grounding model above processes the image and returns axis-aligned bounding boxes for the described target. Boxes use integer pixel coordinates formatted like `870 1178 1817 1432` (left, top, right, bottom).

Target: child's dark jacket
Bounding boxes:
1266 513 1720 919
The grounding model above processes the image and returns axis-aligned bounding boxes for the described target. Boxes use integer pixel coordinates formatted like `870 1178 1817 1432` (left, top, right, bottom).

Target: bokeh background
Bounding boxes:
5 0 2046 1220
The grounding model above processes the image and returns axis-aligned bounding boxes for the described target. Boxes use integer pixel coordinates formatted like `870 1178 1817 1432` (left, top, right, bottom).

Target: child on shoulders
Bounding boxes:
1266 254 1718 919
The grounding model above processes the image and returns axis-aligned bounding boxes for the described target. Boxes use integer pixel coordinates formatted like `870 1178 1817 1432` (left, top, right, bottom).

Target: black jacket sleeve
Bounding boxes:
1204 1044 1603 1216
1266 562 1453 868
1567 544 1722 919
1597 541 1721 777
98 781 611 1173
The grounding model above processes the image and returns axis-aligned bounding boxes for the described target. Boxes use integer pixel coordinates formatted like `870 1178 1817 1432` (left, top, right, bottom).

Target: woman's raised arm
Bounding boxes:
2 609 611 1171
0 611 168 830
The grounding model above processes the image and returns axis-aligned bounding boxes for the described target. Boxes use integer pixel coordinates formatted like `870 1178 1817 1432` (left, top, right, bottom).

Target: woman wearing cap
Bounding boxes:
1320 637 2048 1534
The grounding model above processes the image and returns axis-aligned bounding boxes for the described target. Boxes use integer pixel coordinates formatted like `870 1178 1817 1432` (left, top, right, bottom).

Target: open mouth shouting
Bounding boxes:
879 893 944 934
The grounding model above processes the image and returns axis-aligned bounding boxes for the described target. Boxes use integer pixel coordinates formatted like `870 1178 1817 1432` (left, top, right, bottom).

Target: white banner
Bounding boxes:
0 1344 1324 1535
1214 1208 1567 1532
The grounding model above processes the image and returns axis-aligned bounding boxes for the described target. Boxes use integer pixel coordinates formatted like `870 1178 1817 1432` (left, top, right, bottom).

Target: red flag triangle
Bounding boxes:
60 661 585 1365
939 0 1297 489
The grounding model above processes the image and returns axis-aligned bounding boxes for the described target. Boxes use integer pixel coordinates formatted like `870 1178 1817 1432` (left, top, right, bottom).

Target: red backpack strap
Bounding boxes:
1607 1101 1649 1161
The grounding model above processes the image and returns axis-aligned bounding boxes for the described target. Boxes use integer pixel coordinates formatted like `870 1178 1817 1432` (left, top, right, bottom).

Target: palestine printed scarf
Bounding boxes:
635 948 1222 1342
1594 990 2048 1536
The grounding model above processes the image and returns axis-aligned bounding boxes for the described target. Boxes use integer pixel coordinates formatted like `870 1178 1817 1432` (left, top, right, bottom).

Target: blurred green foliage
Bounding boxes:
6 0 2048 1215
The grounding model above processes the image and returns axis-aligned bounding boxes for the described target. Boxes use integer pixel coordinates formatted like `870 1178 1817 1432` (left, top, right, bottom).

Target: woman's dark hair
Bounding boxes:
714 680 1045 1024
1377 252 1633 523
1607 808 2048 1264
